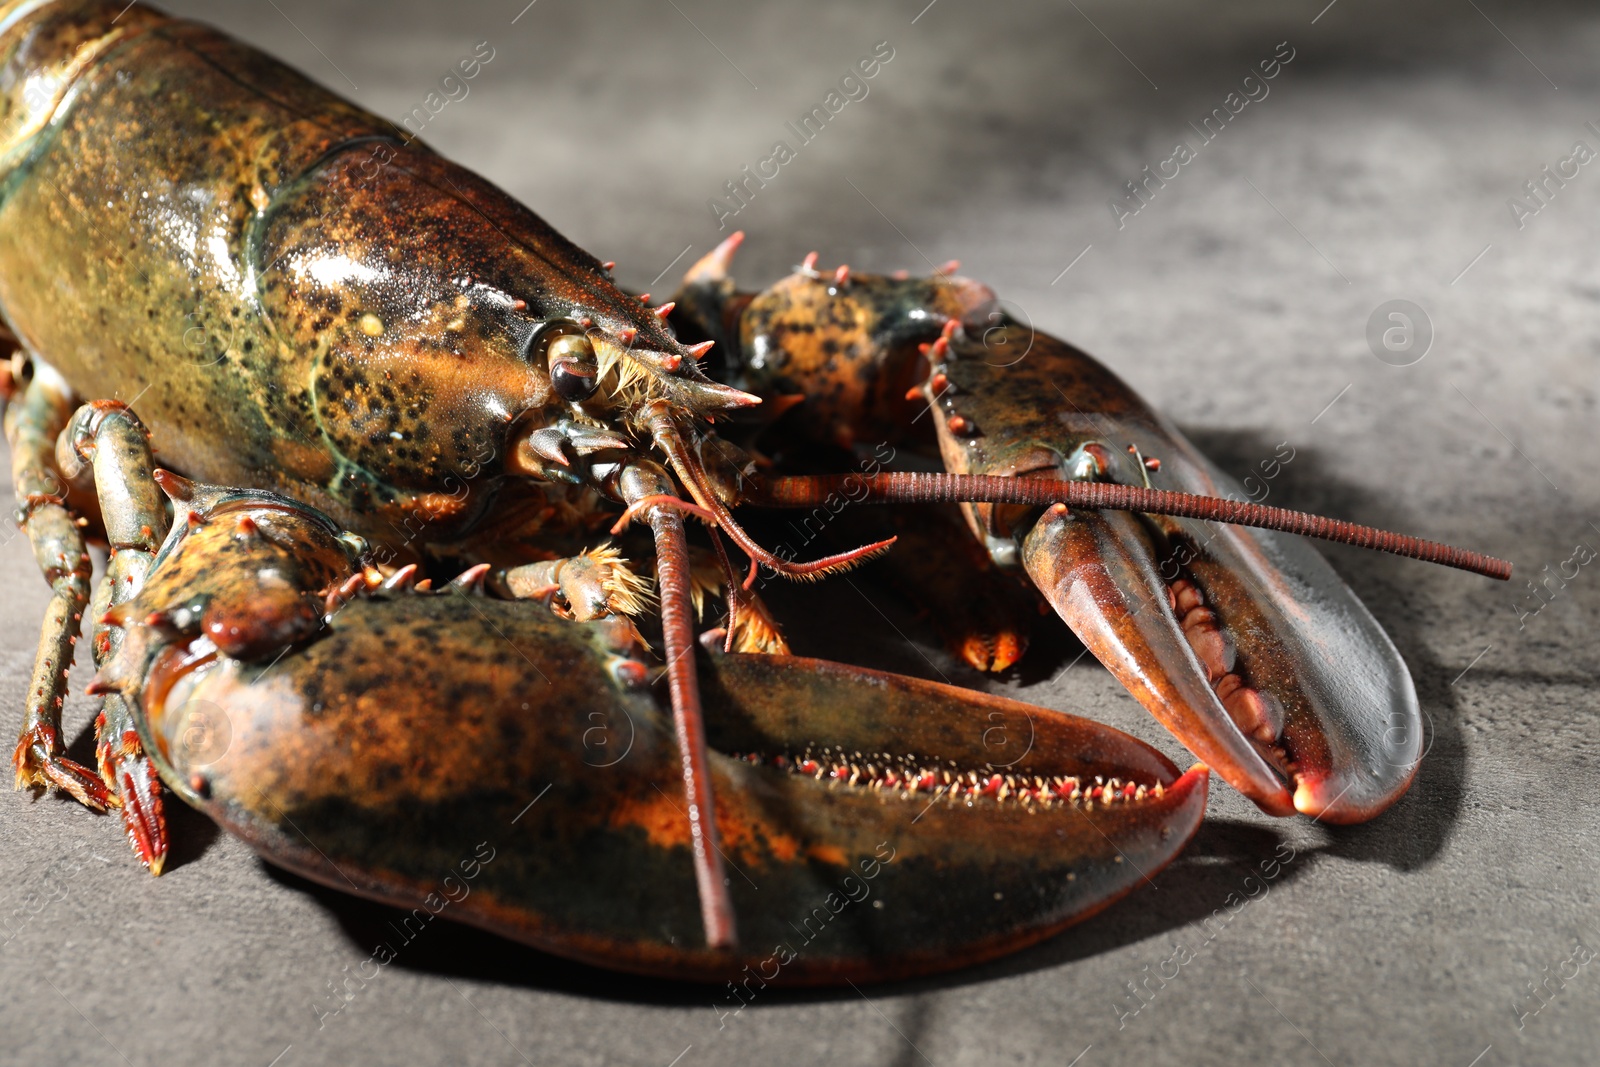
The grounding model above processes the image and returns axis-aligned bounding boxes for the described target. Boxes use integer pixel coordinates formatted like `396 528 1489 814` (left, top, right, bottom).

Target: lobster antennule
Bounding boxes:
750 472 1512 581
647 408 895 584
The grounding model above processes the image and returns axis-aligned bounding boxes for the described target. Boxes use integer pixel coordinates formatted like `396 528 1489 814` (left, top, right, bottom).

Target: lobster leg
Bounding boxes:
489 547 654 622
57 402 170 871
6 367 103 808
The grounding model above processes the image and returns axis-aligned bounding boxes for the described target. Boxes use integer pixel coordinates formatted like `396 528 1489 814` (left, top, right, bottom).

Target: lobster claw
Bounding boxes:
1141 465 1422 822
96 482 1208 981
1022 507 1297 817
932 325 1422 823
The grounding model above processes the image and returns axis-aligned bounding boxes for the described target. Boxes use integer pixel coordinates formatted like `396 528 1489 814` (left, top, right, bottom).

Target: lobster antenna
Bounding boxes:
645 500 739 950
750 472 1512 581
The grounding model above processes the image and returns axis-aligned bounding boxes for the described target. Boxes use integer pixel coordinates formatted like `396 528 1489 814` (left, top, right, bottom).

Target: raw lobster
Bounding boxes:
0 0 1507 971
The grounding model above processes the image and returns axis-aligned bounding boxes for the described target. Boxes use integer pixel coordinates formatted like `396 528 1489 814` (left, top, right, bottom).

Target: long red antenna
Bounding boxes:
750 472 1512 581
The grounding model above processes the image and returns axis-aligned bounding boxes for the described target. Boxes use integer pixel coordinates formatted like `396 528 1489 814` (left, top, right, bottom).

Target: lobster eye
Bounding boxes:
545 331 599 402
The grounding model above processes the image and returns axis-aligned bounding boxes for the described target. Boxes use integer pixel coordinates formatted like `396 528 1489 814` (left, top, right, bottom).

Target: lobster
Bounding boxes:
0 0 1509 976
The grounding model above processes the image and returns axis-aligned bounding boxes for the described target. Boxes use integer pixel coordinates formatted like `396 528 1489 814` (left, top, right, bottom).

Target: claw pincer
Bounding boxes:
919 324 1421 821
91 481 1205 981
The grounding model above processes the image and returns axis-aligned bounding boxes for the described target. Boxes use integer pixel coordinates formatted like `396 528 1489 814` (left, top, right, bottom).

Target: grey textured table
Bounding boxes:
2 1 1596 1065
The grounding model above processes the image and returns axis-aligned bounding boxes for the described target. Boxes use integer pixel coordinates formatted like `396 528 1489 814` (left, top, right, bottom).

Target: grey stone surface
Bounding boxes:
2 1 1596 1064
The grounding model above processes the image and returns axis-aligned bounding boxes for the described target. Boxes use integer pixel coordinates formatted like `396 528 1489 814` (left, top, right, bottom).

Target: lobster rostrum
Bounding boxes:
0 0 1509 966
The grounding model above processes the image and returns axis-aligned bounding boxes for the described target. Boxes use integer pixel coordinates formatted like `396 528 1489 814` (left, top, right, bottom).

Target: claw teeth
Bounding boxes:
729 747 1160 809
1168 574 1281 743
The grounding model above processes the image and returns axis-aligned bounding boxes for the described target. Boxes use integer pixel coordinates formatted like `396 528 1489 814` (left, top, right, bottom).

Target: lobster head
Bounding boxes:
259 142 761 539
